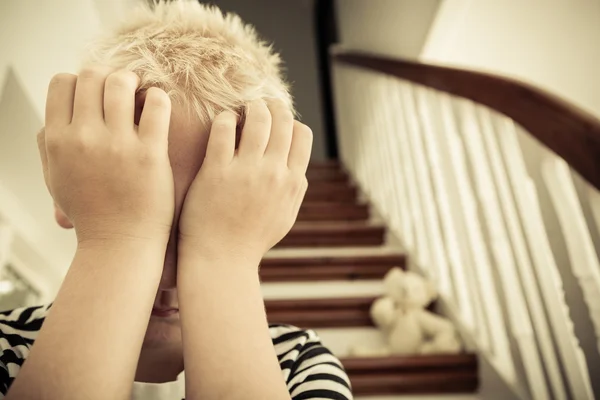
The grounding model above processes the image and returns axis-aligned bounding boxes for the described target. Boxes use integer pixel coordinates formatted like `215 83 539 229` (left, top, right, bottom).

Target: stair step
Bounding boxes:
342 354 477 374
308 160 342 170
265 245 405 258
284 327 478 396
298 202 369 222
266 296 376 327
305 183 358 202
265 296 435 328
348 368 478 396
313 327 385 356
344 355 478 395
259 253 405 282
307 168 348 182
278 222 385 248
261 280 384 300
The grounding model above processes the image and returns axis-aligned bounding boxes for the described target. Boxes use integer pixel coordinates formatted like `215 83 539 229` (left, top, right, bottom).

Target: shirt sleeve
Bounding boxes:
0 305 49 398
279 327 353 400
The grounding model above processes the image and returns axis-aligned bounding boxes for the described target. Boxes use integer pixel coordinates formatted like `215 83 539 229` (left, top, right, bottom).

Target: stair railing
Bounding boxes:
330 47 600 400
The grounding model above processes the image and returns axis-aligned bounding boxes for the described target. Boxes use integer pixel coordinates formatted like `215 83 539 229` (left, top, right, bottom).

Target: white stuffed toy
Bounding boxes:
349 267 462 357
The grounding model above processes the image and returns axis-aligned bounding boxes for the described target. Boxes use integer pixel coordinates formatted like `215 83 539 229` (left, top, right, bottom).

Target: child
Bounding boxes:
0 1 352 399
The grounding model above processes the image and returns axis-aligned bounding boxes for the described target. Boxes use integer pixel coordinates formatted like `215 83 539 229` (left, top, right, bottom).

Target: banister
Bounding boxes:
331 48 600 190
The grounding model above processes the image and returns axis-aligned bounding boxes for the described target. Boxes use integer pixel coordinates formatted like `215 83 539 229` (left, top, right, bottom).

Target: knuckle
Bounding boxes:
49 73 77 88
78 66 109 81
144 87 170 108
211 113 236 132
45 135 61 152
73 135 93 152
293 176 307 192
301 176 309 189
36 127 45 141
249 102 272 125
294 121 313 137
137 152 155 168
265 168 285 186
105 71 138 91
278 108 294 125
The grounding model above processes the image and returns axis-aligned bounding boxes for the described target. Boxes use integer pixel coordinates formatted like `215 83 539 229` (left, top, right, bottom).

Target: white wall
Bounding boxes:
334 0 442 59
0 0 139 292
334 0 600 120
421 0 600 119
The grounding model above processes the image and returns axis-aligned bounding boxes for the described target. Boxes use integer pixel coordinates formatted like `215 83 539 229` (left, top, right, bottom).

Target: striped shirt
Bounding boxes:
0 304 353 399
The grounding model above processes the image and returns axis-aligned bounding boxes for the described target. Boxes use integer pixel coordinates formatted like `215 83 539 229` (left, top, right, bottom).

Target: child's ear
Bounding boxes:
53 203 73 229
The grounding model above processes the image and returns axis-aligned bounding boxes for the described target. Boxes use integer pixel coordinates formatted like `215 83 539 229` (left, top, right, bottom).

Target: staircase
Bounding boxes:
261 161 479 398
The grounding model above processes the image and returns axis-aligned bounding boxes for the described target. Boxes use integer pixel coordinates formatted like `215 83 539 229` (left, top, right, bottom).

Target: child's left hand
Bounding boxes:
178 99 312 266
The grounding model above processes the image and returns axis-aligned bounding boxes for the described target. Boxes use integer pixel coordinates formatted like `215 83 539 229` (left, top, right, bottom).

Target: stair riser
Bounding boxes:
275 237 384 248
350 375 478 396
259 266 393 282
297 207 369 221
304 190 357 202
261 254 406 267
307 161 341 170
265 296 435 328
307 170 348 182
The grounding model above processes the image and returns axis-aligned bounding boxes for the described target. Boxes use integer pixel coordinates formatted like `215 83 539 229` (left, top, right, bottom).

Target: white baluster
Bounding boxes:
479 108 568 400
542 157 600 358
498 118 593 400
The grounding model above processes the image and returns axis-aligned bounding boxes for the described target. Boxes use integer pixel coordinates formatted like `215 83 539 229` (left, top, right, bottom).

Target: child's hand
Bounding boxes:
178 99 312 264
38 67 175 245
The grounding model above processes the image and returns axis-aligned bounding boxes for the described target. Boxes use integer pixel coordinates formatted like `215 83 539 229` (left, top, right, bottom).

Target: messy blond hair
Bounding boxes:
81 0 293 125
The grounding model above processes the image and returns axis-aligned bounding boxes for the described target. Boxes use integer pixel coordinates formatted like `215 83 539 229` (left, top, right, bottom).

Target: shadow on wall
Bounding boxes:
0 68 76 290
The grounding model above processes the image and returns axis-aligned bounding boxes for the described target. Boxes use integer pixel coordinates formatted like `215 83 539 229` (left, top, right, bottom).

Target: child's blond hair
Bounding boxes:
82 0 293 125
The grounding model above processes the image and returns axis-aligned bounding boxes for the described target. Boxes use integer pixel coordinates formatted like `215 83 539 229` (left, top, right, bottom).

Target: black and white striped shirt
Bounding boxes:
0 304 353 399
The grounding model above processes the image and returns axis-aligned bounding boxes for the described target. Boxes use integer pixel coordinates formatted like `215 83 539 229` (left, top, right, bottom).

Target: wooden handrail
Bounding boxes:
332 49 600 190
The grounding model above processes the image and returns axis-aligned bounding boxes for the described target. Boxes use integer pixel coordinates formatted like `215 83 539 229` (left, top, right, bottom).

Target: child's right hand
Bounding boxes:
37 67 175 245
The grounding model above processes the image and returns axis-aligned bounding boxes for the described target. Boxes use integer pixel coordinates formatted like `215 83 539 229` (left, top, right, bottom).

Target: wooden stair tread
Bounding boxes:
265 245 405 258
278 222 385 248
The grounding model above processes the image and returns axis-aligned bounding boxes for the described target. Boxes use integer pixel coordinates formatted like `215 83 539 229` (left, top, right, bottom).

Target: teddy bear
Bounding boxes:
348 267 462 357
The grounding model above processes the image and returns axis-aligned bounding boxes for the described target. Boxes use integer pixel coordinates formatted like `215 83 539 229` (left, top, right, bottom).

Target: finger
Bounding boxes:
264 99 294 163
138 87 172 147
287 121 313 174
206 111 237 167
45 73 77 130
72 66 114 125
36 127 51 196
104 70 140 133
238 99 271 161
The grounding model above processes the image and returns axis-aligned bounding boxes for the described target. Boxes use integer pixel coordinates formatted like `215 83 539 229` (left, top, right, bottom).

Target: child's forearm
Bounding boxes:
6 237 167 400
177 250 291 400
